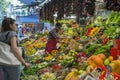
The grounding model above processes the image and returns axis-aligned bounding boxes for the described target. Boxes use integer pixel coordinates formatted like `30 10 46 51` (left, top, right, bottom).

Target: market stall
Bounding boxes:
19 10 120 80
16 14 41 38
15 0 120 80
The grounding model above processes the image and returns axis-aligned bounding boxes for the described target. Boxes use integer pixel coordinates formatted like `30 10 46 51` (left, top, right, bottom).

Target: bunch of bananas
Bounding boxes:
64 69 79 80
21 40 33 47
33 42 46 49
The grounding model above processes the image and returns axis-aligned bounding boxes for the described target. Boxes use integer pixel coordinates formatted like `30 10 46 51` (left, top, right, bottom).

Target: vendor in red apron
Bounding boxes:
45 23 62 54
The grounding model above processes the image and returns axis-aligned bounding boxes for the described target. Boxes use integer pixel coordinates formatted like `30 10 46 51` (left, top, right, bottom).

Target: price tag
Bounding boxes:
83 73 95 80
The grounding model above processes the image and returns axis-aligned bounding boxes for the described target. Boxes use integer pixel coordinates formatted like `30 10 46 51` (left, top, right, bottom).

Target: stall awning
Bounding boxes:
16 14 40 24
19 0 35 5
19 0 46 5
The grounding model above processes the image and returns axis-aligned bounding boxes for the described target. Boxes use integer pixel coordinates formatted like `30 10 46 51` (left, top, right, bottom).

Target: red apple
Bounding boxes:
81 52 86 57
76 53 81 58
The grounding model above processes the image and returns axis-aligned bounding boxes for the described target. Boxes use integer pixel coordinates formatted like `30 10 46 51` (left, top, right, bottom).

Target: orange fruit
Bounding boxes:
87 59 93 65
87 55 104 66
108 56 114 61
94 56 103 66
97 53 106 60
87 55 96 65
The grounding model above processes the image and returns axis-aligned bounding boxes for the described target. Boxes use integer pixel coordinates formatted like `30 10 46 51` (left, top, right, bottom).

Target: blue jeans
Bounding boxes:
0 65 21 80
0 66 3 80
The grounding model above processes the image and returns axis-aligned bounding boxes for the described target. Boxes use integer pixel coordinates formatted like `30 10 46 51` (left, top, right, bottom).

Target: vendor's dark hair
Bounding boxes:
1 18 15 32
56 23 62 27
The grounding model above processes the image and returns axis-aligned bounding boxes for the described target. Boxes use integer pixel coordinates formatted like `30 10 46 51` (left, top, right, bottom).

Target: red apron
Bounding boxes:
45 39 58 53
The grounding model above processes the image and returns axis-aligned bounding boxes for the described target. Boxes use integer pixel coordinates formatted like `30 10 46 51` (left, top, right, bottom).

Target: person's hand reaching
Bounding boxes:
24 62 30 68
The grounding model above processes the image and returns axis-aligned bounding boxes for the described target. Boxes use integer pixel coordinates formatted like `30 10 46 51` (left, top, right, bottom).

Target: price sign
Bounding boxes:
80 73 96 80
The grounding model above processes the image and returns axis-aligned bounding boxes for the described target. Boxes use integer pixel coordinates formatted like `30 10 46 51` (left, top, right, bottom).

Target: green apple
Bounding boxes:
104 58 110 66
79 70 87 76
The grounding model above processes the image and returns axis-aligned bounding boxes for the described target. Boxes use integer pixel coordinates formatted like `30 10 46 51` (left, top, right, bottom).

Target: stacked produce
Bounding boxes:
21 11 120 80
21 35 47 56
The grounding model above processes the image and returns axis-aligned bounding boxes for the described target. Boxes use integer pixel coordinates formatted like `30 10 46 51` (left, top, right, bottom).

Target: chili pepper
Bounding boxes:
102 38 110 45
85 27 93 36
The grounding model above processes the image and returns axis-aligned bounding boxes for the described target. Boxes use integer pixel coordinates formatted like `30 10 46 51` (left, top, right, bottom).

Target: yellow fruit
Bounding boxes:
108 56 113 61
45 55 53 61
104 58 110 66
109 60 120 74
64 69 79 80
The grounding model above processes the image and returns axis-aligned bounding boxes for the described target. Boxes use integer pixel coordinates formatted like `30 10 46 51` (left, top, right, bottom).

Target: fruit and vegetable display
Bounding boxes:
20 11 120 80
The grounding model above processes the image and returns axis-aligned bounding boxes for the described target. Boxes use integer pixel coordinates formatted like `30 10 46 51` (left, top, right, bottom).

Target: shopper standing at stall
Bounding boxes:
45 23 62 54
0 18 30 80
43 26 49 35
79 9 87 28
